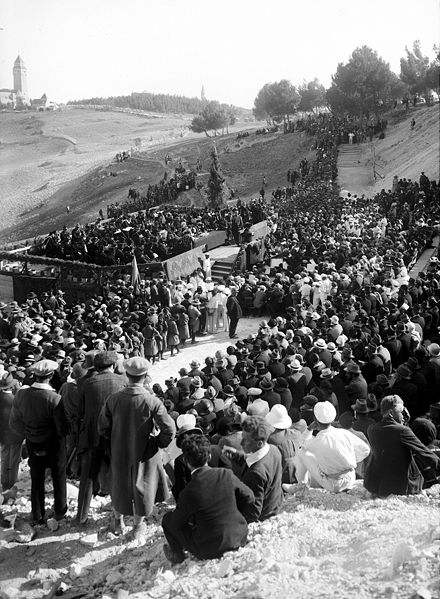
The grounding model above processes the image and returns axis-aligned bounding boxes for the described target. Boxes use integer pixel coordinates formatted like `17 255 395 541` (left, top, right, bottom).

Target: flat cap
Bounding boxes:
30 359 59 377
123 357 150 376
94 351 119 370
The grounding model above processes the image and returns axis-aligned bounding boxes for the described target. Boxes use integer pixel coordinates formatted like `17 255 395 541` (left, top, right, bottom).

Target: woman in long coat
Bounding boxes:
142 321 159 364
166 315 181 356
155 313 168 361
177 309 190 347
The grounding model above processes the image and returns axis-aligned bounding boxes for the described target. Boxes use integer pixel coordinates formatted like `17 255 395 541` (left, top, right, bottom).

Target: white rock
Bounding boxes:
69 563 83 579
215 560 233 578
80 533 98 547
66 482 79 500
0 584 20 598
392 542 416 573
117 590 130 599
46 518 59 532
106 571 123 585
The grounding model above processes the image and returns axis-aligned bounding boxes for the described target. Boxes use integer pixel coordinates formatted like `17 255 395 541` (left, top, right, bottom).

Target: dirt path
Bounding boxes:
337 143 374 197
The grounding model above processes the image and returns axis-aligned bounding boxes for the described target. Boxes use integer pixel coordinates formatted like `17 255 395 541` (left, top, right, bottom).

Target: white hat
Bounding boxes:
330 315 339 325
266 405 292 430
176 413 197 430
247 387 262 396
427 343 440 357
289 359 303 371
314 338 327 350
314 401 336 424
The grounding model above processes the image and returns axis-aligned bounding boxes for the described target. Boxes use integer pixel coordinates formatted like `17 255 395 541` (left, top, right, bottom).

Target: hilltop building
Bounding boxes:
0 55 31 108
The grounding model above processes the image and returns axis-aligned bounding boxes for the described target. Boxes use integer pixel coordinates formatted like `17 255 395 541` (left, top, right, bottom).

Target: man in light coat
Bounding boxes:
98 357 175 540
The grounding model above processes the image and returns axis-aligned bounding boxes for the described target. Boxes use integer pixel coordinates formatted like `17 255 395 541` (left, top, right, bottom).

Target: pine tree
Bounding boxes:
207 145 228 207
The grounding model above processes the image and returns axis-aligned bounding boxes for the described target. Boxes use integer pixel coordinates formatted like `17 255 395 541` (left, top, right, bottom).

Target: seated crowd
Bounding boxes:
1 113 439 565
33 200 267 265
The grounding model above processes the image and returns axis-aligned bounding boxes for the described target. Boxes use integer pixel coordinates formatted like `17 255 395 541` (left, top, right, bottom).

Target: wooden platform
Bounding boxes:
208 244 240 262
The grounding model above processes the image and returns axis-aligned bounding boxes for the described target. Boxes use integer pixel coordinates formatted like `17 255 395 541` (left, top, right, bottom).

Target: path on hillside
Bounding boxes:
337 143 373 196
409 235 440 278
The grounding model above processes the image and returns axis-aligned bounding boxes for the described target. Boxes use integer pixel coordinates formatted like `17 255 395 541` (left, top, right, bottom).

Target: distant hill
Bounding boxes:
68 91 252 118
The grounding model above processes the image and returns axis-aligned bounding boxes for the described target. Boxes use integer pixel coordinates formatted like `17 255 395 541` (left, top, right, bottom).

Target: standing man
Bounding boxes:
0 372 24 491
10 360 68 525
76 351 127 525
98 357 175 540
226 287 243 339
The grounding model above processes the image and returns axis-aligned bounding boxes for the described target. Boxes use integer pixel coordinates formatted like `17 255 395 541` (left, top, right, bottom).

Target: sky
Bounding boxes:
0 0 439 108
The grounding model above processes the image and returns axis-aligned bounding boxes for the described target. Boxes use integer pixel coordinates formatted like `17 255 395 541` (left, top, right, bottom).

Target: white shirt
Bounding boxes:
299 426 370 476
245 443 270 468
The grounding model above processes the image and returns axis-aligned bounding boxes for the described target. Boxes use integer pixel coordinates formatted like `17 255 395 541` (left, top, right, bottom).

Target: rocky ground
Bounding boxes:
1 471 439 599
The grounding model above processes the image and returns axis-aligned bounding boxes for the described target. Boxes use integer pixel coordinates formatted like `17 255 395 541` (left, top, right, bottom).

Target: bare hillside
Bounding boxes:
370 105 439 192
0 108 191 240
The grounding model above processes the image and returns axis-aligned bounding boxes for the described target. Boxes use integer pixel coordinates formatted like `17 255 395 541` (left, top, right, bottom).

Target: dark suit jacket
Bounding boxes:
241 444 283 522
364 414 439 497
167 466 255 559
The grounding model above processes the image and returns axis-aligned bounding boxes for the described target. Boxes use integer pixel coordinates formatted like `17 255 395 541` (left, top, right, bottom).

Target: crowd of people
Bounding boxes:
290 112 388 144
32 201 267 265
1 111 440 564
107 168 198 219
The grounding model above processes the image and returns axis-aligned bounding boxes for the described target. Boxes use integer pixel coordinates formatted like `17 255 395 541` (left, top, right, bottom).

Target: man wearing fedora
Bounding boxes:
98 357 175 539
351 398 376 439
162 434 255 564
391 364 419 420
259 377 282 409
0 372 24 490
226 287 242 339
287 401 370 493
344 361 368 403
10 360 69 525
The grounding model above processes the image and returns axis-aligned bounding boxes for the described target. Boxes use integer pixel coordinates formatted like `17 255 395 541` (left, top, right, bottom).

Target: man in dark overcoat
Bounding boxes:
162 434 255 564
364 395 439 497
76 351 127 524
10 360 68 524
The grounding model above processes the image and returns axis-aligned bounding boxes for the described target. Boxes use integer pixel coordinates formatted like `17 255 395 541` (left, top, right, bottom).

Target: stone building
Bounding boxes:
0 55 30 108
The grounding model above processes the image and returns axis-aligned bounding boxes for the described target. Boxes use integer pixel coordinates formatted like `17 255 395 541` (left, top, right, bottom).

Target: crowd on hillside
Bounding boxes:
107 169 198 218
286 112 388 144
32 201 267 265
1 112 439 561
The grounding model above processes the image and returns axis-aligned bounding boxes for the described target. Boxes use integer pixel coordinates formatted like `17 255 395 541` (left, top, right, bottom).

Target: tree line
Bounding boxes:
67 91 243 118
252 42 439 125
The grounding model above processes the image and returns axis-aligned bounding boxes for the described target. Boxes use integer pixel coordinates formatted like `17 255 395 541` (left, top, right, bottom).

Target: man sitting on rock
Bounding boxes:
285 401 370 494
162 434 255 564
